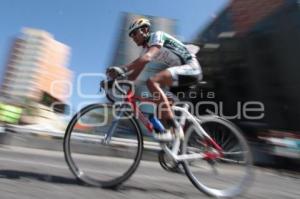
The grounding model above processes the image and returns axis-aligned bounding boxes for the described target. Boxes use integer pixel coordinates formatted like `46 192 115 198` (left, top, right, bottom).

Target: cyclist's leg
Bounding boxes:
146 58 202 129
146 70 178 141
146 61 201 119
146 70 174 123
167 58 202 88
166 58 202 128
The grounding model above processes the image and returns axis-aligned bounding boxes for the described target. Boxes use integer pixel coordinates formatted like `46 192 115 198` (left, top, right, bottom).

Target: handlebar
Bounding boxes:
100 78 132 96
100 68 134 101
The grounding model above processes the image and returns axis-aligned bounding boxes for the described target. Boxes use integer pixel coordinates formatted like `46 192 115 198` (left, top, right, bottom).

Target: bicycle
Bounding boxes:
63 73 254 198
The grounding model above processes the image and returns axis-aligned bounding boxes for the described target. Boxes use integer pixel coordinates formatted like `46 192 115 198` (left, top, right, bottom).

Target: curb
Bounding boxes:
3 125 161 161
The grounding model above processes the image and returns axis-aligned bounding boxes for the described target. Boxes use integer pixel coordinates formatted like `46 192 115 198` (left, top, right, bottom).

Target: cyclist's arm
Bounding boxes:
125 45 161 80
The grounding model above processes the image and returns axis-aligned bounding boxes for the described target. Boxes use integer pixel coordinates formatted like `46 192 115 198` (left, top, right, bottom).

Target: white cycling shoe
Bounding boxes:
153 129 174 142
153 126 184 142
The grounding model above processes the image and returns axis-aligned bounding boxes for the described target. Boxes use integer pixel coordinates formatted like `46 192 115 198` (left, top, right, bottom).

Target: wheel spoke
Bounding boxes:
181 116 253 198
218 157 247 164
223 151 249 155
64 103 143 187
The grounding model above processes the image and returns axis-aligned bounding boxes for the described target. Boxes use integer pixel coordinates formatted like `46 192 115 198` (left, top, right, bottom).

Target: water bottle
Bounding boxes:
149 114 165 133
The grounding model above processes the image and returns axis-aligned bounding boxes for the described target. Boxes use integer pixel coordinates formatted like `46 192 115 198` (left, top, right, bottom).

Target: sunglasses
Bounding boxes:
130 29 140 38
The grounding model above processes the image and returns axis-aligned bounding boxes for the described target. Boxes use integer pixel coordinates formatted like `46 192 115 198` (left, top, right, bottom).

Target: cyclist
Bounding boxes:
107 17 202 141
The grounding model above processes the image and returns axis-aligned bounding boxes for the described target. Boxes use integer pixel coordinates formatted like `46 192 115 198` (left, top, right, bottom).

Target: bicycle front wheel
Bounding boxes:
63 103 143 188
182 116 253 198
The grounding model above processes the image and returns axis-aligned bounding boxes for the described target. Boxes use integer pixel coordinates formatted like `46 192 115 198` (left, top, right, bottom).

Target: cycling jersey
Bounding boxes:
141 31 202 87
141 31 193 66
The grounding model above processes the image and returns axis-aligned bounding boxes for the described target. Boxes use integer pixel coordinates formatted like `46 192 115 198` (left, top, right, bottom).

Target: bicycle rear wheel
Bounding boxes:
182 116 253 198
63 103 143 188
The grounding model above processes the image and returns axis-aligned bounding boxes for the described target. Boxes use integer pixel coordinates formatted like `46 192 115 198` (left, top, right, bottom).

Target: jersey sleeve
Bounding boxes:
148 31 165 47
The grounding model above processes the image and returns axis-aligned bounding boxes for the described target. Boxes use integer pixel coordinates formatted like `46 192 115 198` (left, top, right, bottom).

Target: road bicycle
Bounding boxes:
63 74 254 198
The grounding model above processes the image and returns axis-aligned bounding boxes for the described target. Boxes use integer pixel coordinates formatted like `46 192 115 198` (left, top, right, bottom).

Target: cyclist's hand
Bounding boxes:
106 66 127 79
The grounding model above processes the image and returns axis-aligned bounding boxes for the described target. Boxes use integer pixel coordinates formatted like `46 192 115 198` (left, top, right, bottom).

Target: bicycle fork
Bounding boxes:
102 105 126 144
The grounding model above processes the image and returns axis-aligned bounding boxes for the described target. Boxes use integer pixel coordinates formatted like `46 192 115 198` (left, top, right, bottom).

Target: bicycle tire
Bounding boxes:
181 116 254 198
63 103 143 188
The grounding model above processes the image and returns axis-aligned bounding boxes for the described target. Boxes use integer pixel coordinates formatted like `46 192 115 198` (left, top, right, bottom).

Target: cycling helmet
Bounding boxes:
128 18 151 36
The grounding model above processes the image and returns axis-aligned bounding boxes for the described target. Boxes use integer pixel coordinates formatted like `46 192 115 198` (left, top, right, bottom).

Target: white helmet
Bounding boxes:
128 18 151 36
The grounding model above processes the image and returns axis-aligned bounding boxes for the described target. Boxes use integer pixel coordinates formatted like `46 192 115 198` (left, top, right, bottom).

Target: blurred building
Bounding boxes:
111 13 177 83
110 13 177 136
192 0 300 162
1 28 71 102
111 13 176 66
0 28 72 128
111 13 177 109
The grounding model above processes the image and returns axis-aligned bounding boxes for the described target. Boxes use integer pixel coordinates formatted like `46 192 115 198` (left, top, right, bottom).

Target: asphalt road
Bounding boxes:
0 145 300 199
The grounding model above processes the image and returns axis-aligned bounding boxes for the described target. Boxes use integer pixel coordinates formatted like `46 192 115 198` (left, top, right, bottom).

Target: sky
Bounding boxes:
0 0 228 111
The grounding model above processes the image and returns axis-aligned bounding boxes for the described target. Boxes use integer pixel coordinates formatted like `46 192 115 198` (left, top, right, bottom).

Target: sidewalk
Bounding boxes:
0 124 161 161
2 124 300 171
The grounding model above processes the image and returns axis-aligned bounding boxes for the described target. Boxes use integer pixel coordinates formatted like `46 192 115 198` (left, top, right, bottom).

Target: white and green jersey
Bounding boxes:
141 31 193 66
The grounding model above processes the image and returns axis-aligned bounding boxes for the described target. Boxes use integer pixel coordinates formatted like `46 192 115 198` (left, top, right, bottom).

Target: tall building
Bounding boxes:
0 28 72 103
112 13 176 103
0 28 73 126
111 13 176 84
191 0 300 161
111 13 176 66
193 0 300 129
110 13 177 135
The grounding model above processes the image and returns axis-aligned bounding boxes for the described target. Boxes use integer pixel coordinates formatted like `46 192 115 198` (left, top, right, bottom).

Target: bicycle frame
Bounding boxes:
65 78 253 198
103 82 223 163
